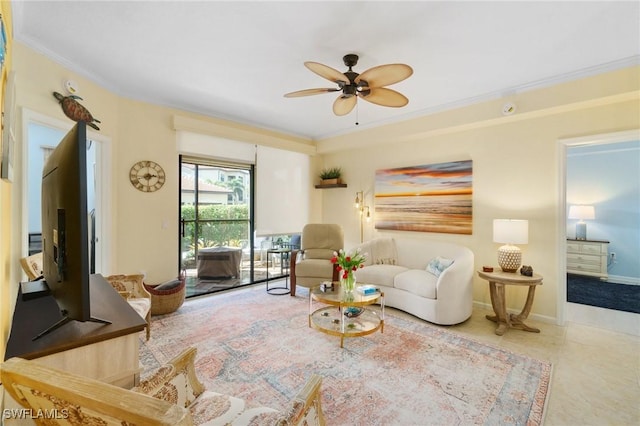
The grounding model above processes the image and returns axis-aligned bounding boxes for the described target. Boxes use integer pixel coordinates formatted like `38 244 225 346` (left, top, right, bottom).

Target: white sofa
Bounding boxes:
351 237 474 325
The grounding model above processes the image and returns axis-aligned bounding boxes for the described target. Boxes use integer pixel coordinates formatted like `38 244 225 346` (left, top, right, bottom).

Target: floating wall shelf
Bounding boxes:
315 183 348 189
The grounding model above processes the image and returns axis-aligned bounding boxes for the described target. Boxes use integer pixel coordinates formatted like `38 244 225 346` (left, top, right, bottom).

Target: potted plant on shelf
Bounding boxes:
319 167 342 185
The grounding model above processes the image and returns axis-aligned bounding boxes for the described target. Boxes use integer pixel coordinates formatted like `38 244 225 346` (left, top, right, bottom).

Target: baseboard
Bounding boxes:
473 301 557 324
474 298 640 335
605 274 640 286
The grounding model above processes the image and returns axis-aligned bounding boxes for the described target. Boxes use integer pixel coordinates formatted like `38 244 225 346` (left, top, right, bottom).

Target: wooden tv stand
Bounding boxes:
5 274 146 388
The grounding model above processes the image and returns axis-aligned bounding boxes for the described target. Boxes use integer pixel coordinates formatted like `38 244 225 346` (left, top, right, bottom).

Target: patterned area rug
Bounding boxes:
140 286 551 425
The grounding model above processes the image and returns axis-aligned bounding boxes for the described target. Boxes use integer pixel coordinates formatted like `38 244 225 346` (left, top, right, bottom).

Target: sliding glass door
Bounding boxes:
179 157 254 297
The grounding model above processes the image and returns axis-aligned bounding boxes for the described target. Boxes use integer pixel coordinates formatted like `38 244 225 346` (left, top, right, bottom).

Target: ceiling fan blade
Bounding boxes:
305 61 350 85
360 88 409 107
333 95 357 116
355 64 413 88
284 88 340 98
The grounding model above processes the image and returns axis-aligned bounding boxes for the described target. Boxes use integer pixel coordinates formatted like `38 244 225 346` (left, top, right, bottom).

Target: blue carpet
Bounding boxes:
567 274 640 314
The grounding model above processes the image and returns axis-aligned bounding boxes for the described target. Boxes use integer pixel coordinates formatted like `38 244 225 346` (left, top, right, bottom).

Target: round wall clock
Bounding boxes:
129 160 166 192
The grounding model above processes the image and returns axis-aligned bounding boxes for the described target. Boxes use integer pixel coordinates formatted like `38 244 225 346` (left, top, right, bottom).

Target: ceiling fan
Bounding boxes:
284 54 413 116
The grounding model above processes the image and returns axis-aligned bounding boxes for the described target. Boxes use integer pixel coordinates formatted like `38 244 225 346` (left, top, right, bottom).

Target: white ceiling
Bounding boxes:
12 1 640 141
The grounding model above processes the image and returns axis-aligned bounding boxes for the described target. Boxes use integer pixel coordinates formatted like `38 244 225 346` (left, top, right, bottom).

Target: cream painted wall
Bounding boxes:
316 69 639 322
115 99 182 280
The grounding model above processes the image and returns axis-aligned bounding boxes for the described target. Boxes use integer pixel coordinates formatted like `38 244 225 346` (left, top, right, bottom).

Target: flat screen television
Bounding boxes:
36 121 109 340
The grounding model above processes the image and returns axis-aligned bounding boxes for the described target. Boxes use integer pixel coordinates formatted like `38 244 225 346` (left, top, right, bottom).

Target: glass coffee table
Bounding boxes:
309 282 384 348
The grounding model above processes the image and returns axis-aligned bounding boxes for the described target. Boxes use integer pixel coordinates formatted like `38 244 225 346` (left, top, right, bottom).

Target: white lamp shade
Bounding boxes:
493 219 529 245
568 205 595 220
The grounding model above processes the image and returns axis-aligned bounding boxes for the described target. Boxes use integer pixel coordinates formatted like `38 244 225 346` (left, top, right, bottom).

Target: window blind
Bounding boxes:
176 131 255 164
177 131 311 237
255 145 311 236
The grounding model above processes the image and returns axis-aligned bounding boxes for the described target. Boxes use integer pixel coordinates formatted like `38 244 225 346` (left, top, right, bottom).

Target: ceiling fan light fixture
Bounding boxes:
333 95 357 116
343 54 359 69
355 63 413 88
285 53 413 116
304 61 350 85
361 87 409 108
343 85 357 96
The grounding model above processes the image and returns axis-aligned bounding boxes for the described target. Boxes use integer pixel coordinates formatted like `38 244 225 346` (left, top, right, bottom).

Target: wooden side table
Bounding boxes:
477 269 543 336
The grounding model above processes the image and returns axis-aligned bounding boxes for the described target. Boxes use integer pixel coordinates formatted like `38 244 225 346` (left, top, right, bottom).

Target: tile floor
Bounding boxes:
395 300 640 425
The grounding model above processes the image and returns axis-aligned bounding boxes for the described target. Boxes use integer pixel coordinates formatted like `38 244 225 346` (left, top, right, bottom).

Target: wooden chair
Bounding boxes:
105 274 152 340
20 252 43 281
1 347 326 425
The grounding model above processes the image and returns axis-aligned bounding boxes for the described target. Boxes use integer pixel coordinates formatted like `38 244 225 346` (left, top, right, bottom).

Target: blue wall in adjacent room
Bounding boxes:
567 140 640 283
27 123 97 234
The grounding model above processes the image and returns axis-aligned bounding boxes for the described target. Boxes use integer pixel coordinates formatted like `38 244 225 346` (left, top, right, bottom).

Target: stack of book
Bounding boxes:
356 285 378 295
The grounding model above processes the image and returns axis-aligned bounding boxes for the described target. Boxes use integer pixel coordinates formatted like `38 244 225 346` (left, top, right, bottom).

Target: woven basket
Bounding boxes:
144 278 186 315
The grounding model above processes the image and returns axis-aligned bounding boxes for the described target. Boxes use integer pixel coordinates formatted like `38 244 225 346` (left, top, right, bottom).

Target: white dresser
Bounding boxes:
566 239 609 279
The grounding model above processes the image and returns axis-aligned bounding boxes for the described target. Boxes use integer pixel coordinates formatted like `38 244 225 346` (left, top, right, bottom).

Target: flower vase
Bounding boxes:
341 271 356 302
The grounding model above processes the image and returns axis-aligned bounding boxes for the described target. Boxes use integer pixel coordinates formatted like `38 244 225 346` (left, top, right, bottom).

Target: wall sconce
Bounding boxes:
354 191 371 242
493 219 529 272
568 205 595 240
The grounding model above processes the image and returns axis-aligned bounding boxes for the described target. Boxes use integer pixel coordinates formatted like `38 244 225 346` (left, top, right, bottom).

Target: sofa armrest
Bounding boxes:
1 357 192 425
434 252 474 301
275 374 326 426
133 347 206 409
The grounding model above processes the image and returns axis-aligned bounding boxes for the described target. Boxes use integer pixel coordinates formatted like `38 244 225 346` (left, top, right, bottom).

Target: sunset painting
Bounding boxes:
374 160 473 234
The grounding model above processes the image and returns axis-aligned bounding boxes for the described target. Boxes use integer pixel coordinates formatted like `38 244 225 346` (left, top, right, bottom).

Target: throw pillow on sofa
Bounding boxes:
426 256 454 277
154 278 182 291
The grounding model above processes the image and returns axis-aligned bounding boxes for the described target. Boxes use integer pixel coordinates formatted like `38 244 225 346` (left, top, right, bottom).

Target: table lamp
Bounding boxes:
493 219 529 272
568 205 595 240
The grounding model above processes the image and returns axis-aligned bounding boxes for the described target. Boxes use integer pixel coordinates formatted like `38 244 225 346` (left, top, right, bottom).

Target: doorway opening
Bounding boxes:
558 129 640 335
23 110 111 275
